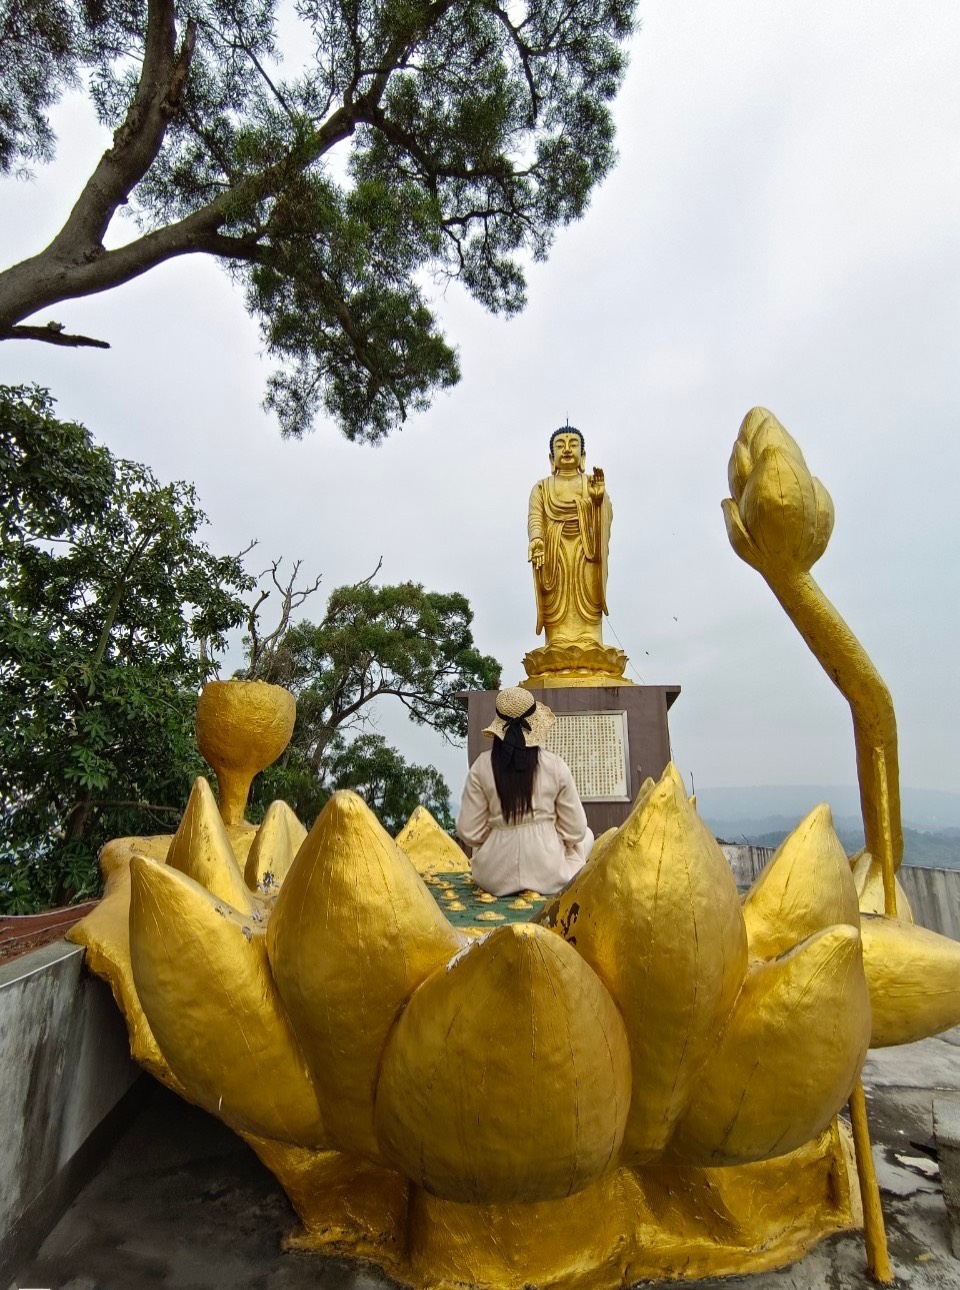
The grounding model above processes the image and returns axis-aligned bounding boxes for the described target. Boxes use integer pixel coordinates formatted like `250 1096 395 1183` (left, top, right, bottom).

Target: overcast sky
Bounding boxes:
1 1 958 815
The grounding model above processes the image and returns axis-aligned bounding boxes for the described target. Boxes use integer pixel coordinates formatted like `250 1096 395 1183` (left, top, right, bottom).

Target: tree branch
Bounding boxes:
350 556 383 589
244 556 323 682
91 799 183 814
0 325 110 349
50 2 196 256
483 0 539 123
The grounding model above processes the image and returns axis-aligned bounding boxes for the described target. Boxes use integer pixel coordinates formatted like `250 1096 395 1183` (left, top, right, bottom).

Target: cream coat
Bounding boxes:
456 749 593 897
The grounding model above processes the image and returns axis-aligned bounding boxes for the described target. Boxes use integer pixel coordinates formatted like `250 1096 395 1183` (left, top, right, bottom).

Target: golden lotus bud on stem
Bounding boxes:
723 408 834 574
722 408 902 874
196 679 296 826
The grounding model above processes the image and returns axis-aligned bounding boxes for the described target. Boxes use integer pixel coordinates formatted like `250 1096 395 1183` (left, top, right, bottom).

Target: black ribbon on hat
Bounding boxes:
498 697 538 771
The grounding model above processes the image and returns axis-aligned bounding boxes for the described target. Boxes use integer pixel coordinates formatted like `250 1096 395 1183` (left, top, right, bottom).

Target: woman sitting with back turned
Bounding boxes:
456 687 594 897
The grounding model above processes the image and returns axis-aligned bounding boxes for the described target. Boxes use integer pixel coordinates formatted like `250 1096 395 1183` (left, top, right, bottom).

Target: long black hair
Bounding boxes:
491 736 540 824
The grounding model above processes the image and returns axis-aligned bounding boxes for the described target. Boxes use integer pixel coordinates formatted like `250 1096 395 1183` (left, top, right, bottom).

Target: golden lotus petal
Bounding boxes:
546 762 748 1163
746 410 805 465
268 790 464 1160
721 497 764 571
244 799 307 894
809 476 835 567
66 855 182 1092
670 926 869 1165
861 914 960 1047
395 805 469 875
166 776 254 914
129 856 324 1145
729 408 802 501
739 444 833 572
851 850 914 922
634 775 656 808
728 439 755 503
100 833 171 877
742 804 859 959
735 406 772 451
375 923 631 1203
588 826 619 863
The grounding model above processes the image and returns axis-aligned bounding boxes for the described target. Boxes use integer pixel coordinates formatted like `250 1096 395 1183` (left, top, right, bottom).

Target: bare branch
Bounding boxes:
244 556 323 682
245 584 272 675
353 556 383 588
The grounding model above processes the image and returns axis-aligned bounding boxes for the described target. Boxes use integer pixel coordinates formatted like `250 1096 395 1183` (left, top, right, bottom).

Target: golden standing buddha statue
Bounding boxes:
523 426 631 687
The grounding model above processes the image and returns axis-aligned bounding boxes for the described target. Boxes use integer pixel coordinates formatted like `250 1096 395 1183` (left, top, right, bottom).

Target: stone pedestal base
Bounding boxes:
464 685 680 837
522 641 631 689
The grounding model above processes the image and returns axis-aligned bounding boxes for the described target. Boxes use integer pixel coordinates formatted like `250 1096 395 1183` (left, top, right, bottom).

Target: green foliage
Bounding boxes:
0 0 76 174
1 0 636 440
0 384 499 907
258 732 455 836
0 385 253 912
245 578 500 829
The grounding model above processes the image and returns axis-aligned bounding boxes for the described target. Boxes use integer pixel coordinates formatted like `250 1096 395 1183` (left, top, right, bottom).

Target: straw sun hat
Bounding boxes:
482 686 556 747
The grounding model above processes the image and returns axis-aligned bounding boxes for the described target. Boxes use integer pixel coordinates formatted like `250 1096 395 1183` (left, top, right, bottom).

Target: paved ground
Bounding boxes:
10 1030 960 1290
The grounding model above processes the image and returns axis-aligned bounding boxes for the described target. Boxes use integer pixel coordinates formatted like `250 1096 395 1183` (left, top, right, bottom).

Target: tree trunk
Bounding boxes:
64 797 92 845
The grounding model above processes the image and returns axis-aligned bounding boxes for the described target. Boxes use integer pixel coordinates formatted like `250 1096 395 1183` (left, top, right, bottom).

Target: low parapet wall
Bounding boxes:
898 865 960 942
0 940 141 1286
719 845 960 943
719 843 773 888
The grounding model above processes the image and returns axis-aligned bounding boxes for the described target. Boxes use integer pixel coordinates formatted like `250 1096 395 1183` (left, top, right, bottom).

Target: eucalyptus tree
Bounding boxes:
0 0 637 441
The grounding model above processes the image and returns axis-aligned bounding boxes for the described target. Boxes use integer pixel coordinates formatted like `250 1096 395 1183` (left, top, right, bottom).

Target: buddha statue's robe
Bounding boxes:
528 474 612 645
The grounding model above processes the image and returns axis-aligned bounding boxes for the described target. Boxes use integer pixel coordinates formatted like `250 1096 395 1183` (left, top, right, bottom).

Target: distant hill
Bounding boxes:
700 785 960 870
697 784 960 832
723 824 960 871
700 784 960 870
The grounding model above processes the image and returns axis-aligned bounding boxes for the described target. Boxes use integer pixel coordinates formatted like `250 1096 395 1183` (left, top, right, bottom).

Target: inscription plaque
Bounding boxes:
545 711 630 802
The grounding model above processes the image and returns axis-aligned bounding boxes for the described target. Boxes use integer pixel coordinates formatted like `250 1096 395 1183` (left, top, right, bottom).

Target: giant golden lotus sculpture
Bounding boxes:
67 411 960 1287
69 743 960 1287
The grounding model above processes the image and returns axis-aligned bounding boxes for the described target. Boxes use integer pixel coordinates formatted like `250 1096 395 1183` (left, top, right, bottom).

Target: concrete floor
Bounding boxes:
10 1030 960 1290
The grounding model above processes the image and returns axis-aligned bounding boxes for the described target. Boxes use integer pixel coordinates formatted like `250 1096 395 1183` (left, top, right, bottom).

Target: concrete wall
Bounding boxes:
719 843 774 889
899 865 960 942
0 940 140 1285
718 849 960 942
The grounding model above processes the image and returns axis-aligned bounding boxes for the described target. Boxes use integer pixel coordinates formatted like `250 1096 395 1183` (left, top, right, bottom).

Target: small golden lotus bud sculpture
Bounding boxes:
68 414 960 1289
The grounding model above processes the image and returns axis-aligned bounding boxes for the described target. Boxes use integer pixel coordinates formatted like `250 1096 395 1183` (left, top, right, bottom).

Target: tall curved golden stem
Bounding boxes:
755 567 902 875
